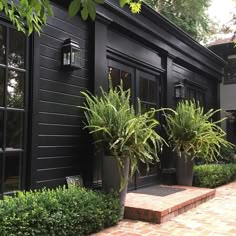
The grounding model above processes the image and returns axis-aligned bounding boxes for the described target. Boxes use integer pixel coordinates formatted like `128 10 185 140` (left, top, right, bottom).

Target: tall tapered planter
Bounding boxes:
176 152 194 186
101 155 130 208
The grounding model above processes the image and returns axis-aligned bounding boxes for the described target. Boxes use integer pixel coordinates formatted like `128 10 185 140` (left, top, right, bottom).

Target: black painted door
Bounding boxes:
135 70 161 188
108 59 162 189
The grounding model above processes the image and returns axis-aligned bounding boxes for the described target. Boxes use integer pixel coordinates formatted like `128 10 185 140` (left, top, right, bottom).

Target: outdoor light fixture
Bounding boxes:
174 80 185 99
61 38 82 71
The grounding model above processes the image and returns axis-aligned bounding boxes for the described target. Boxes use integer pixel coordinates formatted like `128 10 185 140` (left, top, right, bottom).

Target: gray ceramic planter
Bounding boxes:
101 155 130 210
176 152 194 186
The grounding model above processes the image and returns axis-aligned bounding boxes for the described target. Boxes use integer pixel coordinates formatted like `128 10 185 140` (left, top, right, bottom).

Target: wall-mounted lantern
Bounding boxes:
61 38 82 71
174 80 185 99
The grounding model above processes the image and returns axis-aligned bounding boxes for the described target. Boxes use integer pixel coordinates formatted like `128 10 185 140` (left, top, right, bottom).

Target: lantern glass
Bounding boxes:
63 46 71 66
174 82 185 99
62 39 81 70
71 47 81 67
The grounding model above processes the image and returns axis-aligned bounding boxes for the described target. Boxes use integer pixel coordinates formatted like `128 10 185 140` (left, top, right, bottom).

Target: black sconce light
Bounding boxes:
62 38 82 71
174 80 185 99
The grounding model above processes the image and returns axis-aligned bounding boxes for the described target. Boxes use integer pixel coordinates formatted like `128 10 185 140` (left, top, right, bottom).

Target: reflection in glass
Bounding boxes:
8 28 25 69
121 71 131 91
6 111 24 149
4 153 20 193
109 67 132 91
0 25 6 64
109 67 120 87
7 70 24 108
0 112 3 150
0 68 4 106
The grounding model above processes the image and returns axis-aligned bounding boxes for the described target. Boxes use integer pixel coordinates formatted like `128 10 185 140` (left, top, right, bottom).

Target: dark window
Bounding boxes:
139 76 158 113
4 153 21 193
0 25 6 64
226 110 236 145
0 23 27 195
224 55 236 83
186 86 205 107
109 67 132 91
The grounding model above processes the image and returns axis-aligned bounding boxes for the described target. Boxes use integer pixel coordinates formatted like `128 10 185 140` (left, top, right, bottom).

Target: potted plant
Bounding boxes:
163 100 233 186
80 80 165 208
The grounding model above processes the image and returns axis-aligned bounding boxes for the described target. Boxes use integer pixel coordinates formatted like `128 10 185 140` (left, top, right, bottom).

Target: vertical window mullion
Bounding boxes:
1 27 9 194
22 35 28 190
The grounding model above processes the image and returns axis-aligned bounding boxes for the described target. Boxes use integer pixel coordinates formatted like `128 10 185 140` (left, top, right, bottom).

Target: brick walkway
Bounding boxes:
93 181 236 236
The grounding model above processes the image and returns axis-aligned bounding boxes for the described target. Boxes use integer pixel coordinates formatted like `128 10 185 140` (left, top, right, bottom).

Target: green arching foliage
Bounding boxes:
144 0 214 42
0 0 141 35
80 80 165 190
163 100 233 162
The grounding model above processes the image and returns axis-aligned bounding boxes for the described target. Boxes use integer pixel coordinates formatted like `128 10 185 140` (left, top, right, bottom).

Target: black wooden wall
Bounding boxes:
29 4 93 189
172 63 217 109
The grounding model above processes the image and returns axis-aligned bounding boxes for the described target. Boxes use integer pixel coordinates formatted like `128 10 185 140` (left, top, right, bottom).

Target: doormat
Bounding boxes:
132 185 185 197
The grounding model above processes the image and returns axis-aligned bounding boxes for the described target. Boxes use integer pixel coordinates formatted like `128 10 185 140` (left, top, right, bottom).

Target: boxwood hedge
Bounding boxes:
0 187 121 236
193 163 236 188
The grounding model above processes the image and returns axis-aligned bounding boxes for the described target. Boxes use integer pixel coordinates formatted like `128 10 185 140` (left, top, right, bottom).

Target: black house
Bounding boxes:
0 0 226 195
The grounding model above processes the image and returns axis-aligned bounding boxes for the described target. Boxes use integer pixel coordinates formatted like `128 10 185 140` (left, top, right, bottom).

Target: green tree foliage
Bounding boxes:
0 0 53 35
0 0 141 35
144 0 214 42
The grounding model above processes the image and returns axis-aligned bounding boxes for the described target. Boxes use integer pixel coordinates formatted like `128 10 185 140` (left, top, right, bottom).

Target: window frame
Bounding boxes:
224 54 236 84
0 20 29 196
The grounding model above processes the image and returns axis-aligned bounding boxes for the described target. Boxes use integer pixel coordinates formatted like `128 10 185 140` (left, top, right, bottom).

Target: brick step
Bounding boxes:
124 185 216 224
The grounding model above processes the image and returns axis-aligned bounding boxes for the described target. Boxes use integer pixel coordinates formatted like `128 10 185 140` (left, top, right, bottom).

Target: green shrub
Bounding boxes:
0 187 121 236
193 163 236 188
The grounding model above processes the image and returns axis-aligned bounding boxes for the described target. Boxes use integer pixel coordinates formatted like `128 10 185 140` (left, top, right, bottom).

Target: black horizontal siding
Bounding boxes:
31 3 92 189
172 63 215 109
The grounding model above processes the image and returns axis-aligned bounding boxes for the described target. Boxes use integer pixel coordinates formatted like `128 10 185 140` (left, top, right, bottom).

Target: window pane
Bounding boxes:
8 29 25 69
7 70 24 108
0 67 4 106
121 71 131 90
0 25 6 65
0 154 2 194
6 111 24 149
149 80 157 103
139 78 148 101
109 67 120 87
225 67 236 81
187 88 196 100
4 153 20 193
0 111 3 150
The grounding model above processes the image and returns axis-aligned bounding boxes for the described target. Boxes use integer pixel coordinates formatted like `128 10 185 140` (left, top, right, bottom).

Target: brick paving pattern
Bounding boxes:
93 181 236 236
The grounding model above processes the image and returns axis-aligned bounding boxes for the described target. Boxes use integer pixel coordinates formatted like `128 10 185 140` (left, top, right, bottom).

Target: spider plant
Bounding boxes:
80 80 165 190
164 100 233 162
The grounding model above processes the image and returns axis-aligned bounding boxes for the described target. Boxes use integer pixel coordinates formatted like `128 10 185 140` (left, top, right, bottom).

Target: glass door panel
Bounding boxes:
108 59 134 93
4 152 21 193
107 59 162 189
136 70 161 188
